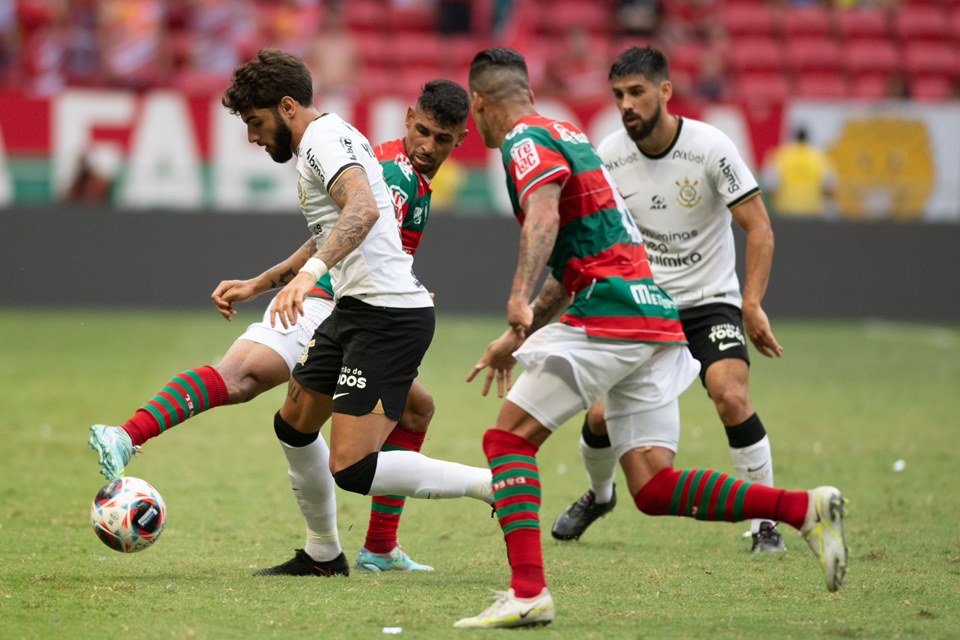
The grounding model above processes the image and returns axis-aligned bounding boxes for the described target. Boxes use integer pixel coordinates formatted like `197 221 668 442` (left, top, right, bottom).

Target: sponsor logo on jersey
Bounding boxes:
719 157 742 194
672 148 705 165
630 283 677 310
395 153 414 180
551 122 589 144
648 251 703 267
708 323 745 346
639 226 700 243
411 205 425 225
675 178 702 208
305 149 325 183
505 123 529 140
297 176 307 207
361 140 375 158
338 366 367 389
511 139 541 180
651 195 666 210
339 136 358 161
605 151 639 170
390 184 409 220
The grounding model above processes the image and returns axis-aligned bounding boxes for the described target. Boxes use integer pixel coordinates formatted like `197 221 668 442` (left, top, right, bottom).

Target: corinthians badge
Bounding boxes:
675 178 701 209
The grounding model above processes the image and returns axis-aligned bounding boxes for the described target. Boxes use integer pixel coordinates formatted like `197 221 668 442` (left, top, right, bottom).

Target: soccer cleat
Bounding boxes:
253 549 349 577
751 521 787 553
355 546 434 573
453 588 554 629
801 486 848 592
88 425 139 481
550 485 617 541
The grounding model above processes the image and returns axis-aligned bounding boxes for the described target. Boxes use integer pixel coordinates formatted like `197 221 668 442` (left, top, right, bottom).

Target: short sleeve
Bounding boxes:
706 131 760 208
381 160 418 225
300 122 366 192
503 134 571 205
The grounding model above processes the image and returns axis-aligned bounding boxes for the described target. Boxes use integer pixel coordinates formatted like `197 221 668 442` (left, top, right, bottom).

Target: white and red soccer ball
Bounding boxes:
90 477 166 553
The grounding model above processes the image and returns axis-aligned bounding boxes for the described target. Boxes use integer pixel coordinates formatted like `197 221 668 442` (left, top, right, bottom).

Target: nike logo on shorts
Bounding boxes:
718 342 741 351
332 392 350 400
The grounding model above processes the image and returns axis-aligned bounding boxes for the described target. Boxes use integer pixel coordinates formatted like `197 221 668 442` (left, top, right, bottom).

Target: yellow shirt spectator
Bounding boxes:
763 128 836 217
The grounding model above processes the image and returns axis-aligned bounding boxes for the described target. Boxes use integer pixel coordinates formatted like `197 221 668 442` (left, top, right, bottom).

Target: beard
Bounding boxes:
624 101 661 142
269 110 294 163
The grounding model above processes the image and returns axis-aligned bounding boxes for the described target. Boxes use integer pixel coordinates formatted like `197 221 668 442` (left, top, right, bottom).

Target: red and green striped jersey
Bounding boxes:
308 138 433 300
501 115 686 344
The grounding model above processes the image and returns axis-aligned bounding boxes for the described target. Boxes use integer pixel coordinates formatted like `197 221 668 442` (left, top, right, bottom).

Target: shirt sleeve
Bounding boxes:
381 160 417 226
299 121 366 193
706 130 760 208
503 134 571 205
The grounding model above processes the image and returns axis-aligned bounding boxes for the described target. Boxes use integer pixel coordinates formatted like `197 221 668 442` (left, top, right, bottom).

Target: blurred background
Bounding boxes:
0 0 957 319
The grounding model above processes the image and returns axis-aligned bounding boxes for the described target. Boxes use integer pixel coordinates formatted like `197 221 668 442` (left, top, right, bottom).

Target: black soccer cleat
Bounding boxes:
551 485 617 541
253 549 350 577
751 521 787 554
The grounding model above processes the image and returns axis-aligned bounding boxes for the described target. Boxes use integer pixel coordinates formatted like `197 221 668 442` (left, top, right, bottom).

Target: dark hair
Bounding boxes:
609 46 670 83
795 127 809 143
417 80 470 128
222 49 313 115
469 47 530 100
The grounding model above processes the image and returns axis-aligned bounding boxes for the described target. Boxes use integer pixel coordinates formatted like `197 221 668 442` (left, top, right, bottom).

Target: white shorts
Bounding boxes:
506 323 699 456
235 295 335 372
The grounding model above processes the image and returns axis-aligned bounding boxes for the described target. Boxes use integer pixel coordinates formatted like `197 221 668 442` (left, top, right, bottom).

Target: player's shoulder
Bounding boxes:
597 128 632 162
377 138 418 186
680 117 737 150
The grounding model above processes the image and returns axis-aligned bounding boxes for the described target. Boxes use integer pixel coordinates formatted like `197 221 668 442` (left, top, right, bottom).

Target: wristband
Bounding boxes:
299 257 329 281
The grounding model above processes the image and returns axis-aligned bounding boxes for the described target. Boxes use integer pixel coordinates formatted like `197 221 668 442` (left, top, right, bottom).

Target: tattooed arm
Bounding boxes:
507 182 561 338
210 236 316 321
270 166 381 328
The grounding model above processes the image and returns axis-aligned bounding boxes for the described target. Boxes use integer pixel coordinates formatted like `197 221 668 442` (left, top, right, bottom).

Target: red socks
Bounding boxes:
363 425 426 554
483 428 545 598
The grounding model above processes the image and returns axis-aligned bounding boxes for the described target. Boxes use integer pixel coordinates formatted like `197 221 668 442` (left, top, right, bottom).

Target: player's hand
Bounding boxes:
506 297 533 340
467 329 522 398
743 304 783 358
211 279 259 321
269 272 314 329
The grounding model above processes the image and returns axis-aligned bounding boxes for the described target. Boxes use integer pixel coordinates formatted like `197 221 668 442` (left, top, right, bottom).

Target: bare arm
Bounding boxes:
730 194 783 358
210 236 315 321
529 275 570 333
270 166 381 328
507 183 562 338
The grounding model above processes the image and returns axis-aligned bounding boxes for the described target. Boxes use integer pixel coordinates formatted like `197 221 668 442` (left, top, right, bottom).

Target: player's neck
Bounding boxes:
290 106 324 155
496 104 537 146
637 113 679 157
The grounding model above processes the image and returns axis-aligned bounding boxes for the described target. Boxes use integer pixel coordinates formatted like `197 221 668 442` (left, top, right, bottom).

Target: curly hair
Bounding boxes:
222 49 313 115
417 80 470 129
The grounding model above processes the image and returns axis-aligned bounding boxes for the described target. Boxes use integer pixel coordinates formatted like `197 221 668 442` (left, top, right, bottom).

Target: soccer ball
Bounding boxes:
90 477 166 553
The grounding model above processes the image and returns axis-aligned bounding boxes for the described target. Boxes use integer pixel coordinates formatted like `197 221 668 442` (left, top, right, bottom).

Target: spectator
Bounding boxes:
763 127 837 217
540 27 610 105
617 0 662 37
304 8 357 100
694 52 726 102
98 0 168 89
187 0 256 76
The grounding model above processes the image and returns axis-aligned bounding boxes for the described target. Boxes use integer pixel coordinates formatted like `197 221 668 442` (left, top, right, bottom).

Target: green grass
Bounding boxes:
1 310 958 639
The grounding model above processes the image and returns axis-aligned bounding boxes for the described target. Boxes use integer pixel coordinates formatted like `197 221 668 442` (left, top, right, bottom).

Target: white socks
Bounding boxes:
729 435 775 533
279 437 342 562
579 436 617 504
369 450 493 503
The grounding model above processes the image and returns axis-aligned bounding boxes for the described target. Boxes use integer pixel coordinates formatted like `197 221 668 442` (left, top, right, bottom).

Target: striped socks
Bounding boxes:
483 428 545 598
363 425 426 554
633 467 809 530
121 366 229 446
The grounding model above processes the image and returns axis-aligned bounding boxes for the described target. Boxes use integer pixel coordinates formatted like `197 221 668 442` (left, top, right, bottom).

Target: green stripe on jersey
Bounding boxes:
567 277 680 322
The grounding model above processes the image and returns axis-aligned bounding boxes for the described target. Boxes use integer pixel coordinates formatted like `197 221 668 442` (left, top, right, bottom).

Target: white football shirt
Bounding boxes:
295 114 432 308
598 117 760 310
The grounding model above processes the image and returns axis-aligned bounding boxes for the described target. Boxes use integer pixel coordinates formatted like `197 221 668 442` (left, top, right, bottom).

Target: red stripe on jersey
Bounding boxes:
374 138 405 162
308 286 333 299
562 243 652 294
561 314 687 342
558 168 620 226
401 228 422 254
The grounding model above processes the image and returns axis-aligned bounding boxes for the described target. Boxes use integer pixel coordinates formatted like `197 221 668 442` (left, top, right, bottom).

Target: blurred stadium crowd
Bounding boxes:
2 0 959 102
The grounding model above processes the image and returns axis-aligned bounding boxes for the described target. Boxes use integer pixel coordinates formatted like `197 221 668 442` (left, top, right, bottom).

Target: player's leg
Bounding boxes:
358 379 435 572
690 303 783 551
88 296 327 480
551 400 619 540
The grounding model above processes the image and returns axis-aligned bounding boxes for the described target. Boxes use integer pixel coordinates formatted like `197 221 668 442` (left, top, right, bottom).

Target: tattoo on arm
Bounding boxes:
269 267 297 289
317 167 380 268
262 237 316 290
512 184 561 301
530 276 569 331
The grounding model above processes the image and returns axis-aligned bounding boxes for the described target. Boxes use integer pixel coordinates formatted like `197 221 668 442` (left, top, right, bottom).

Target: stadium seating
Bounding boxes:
737 73 791 103
894 6 948 43
850 74 890 101
782 6 834 39
728 38 784 75
904 43 957 80
844 40 901 78
796 74 849 99
911 77 952 101
836 9 889 42
785 37 842 75
721 4 778 38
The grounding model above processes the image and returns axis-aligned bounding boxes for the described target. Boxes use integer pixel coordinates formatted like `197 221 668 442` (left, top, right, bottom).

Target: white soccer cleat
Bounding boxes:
453 588 554 629
801 485 848 592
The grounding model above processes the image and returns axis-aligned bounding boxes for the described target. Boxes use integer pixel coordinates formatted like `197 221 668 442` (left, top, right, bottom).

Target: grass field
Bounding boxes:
1 309 958 639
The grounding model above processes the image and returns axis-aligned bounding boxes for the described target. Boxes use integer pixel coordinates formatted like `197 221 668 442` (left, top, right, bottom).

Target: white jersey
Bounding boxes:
598 117 759 310
295 114 432 308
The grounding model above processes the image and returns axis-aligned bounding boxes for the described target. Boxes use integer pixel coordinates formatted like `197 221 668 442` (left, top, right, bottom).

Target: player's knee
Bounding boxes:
586 403 608 437
712 384 750 418
401 394 434 433
331 451 379 495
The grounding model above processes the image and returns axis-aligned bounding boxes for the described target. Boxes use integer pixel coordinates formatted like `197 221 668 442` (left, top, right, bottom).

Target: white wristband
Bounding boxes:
299 257 329 281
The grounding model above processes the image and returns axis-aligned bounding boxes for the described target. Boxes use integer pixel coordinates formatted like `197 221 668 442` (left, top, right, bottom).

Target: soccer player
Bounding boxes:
455 48 847 629
218 50 493 572
551 46 789 553
88 70 475 574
